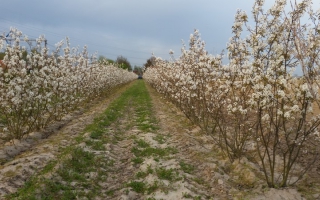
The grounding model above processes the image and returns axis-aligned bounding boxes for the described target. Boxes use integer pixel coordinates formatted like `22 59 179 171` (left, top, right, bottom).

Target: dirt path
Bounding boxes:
0 82 134 198
0 80 317 200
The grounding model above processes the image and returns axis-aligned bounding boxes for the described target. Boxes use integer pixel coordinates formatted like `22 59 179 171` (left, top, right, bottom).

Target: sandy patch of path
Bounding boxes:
0 82 134 198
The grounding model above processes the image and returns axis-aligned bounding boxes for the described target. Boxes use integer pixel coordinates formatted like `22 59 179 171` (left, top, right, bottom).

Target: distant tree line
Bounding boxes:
98 55 132 71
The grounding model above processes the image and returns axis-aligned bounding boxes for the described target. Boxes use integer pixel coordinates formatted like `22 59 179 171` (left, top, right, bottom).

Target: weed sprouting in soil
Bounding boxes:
179 161 195 174
132 157 144 165
127 181 147 193
156 167 179 181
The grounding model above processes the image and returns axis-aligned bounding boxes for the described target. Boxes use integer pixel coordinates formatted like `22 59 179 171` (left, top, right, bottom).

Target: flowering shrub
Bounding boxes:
144 0 320 188
0 28 137 140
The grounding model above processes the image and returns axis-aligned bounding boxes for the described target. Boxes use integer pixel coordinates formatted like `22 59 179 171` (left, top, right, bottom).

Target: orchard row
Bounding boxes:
0 28 137 140
144 0 320 188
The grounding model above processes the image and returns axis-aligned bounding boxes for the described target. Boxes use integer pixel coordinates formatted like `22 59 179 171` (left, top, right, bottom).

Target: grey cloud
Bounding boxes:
1 0 318 67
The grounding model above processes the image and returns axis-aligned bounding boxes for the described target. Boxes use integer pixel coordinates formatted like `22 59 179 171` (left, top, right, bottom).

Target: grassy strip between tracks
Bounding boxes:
6 80 158 200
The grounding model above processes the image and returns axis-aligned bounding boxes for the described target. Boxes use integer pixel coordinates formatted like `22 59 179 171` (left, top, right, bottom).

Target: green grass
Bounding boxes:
136 165 154 179
193 177 205 185
57 148 95 181
127 180 160 195
127 181 147 193
132 157 144 165
85 139 106 150
183 192 193 198
136 171 149 179
146 181 159 194
136 139 150 148
41 160 57 174
132 82 159 132
153 134 166 144
84 82 141 135
90 129 105 139
106 189 116 196
131 146 177 158
156 167 179 181
7 147 102 199
37 179 77 200
179 161 195 174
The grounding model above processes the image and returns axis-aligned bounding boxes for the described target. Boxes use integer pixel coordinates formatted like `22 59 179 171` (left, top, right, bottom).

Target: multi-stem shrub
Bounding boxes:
243 0 320 187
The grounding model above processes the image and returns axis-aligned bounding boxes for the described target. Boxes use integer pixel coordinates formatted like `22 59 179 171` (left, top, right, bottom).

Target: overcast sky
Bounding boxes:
0 0 319 68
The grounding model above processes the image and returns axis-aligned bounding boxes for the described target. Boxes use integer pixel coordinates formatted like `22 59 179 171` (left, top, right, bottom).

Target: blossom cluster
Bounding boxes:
144 0 320 187
0 28 137 140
